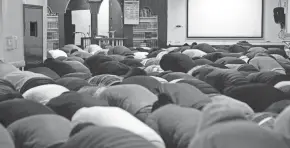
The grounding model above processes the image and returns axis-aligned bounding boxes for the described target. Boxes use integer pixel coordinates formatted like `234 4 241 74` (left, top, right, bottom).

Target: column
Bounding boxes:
88 0 103 39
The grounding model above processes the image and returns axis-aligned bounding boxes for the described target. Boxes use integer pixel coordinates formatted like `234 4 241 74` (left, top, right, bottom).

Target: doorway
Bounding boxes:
23 5 43 68
0 0 3 61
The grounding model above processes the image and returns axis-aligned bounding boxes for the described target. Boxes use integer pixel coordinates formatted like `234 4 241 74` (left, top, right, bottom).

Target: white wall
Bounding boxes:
98 0 109 36
1 0 25 67
167 0 283 45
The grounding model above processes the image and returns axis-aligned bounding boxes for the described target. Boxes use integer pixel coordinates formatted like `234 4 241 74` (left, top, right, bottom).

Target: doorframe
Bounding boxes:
23 4 44 65
0 0 3 61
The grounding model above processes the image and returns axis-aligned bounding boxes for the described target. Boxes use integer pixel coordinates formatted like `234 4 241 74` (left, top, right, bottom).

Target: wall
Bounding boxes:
1 0 25 67
98 0 109 36
167 0 283 45
0 0 3 61
23 0 47 60
109 0 123 38
0 0 47 68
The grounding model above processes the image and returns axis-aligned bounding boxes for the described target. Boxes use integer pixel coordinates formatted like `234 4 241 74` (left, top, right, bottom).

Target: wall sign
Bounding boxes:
6 36 18 51
124 0 139 25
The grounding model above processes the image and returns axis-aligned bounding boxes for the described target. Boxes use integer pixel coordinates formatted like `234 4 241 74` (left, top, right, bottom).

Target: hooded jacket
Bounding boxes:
107 46 133 56
144 58 161 67
265 100 290 114
192 43 215 53
107 54 126 61
182 49 207 58
209 94 254 115
4 71 52 92
176 78 220 95
0 61 20 79
224 83 288 112
226 44 247 53
275 106 290 142
160 53 196 73
48 49 68 59
215 57 246 65
271 54 290 74
0 124 15 148
56 77 91 91
0 79 23 102
70 51 93 59
0 99 55 127
88 74 123 86
7 115 72 148
97 84 157 117
121 76 161 95
28 67 60 80
246 47 268 59
61 44 82 54
188 103 288 148
71 106 165 148
93 61 130 76
203 69 249 93
84 55 114 73
46 91 108 120
62 61 91 74
61 72 92 80
60 127 157 148
193 58 213 66
202 52 223 62
247 71 290 86
249 54 286 74
161 72 193 82
150 76 168 83
65 56 85 64
157 83 212 109
22 84 69 105
120 59 144 68
146 105 201 148
44 59 77 77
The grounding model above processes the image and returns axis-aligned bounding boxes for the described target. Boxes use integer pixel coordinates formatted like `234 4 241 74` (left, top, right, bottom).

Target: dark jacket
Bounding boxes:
146 105 201 148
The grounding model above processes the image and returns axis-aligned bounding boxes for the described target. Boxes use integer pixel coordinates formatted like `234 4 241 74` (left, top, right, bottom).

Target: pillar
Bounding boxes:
88 0 103 38
58 13 65 48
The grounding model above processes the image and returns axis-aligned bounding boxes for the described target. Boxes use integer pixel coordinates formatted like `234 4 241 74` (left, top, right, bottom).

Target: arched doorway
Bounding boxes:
48 0 124 47
71 0 110 45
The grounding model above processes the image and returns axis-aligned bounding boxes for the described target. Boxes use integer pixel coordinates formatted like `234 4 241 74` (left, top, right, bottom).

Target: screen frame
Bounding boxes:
186 0 264 39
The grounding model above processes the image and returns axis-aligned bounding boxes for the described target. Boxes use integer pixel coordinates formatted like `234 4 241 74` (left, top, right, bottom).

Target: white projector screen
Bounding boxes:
187 0 263 38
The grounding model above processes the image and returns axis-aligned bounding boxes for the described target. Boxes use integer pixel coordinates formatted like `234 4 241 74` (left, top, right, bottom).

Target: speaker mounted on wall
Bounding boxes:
274 7 285 29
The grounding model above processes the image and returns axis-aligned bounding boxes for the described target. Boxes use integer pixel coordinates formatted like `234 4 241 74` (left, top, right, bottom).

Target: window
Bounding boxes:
30 21 38 37
187 0 263 38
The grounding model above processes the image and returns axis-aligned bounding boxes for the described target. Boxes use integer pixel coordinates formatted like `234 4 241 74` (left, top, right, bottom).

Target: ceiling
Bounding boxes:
67 0 90 10
48 0 123 13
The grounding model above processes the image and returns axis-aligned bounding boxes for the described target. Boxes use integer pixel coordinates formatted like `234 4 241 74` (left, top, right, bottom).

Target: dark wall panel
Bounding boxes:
64 10 74 44
122 0 167 48
109 0 124 38
58 13 65 48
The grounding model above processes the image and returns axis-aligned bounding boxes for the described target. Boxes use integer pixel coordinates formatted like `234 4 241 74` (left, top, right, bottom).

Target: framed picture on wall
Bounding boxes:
124 0 140 25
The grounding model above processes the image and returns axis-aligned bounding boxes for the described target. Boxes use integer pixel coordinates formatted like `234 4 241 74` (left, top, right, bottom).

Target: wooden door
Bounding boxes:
23 5 43 67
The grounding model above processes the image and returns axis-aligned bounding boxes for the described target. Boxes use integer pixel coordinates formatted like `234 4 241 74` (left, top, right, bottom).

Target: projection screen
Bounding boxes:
187 0 263 38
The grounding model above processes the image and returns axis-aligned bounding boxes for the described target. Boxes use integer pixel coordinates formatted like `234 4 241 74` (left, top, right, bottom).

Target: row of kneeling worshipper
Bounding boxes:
2 43 290 148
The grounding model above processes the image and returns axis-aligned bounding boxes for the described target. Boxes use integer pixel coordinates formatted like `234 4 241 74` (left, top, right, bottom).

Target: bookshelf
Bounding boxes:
47 8 59 50
133 8 158 48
